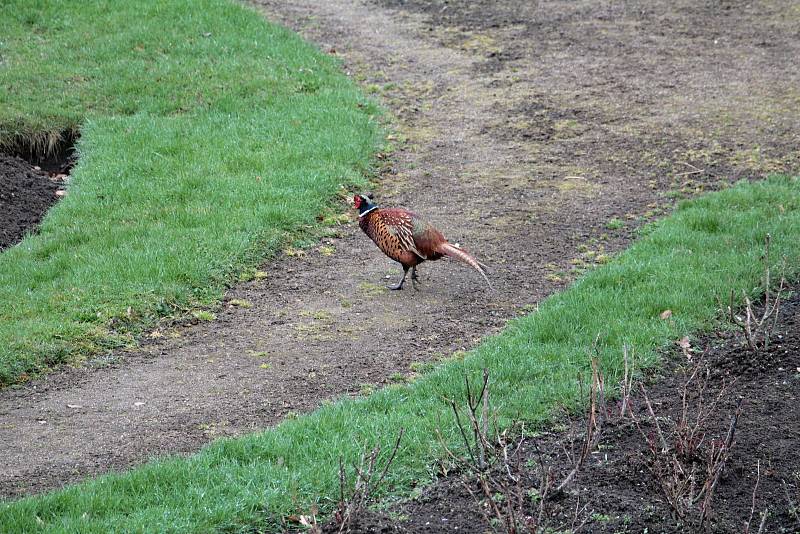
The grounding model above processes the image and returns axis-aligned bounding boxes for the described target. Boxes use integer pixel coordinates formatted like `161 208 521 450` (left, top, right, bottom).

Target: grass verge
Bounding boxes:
0 0 380 385
1 176 798 532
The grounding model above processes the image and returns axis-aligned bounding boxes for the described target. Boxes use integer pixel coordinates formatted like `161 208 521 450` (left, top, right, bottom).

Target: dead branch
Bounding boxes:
676 161 705 176
439 368 596 533
335 428 405 533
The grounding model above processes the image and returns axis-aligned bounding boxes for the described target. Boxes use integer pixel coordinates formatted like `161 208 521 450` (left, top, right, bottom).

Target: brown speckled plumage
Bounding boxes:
354 194 490 290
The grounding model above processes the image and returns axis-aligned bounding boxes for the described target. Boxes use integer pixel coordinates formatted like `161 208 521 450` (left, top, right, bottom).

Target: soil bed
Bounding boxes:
335 287 800 533
0 155 64 251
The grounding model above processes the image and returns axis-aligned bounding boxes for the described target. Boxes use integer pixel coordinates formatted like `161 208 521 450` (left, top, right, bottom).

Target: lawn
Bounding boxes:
0 0 381 385
2 176 798 532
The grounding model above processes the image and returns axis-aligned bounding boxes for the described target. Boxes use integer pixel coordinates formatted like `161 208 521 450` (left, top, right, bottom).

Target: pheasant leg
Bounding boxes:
410 265 420 290
388 266 409 290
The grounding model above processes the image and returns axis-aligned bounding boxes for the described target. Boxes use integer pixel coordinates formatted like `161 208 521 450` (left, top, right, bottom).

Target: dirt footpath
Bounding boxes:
1 0 798 499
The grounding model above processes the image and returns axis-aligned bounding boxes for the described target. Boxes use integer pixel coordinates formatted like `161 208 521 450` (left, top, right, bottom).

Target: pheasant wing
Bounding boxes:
380 209 427 259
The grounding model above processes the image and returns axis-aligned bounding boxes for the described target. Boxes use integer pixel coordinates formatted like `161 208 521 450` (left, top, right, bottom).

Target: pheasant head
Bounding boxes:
353 193 378 218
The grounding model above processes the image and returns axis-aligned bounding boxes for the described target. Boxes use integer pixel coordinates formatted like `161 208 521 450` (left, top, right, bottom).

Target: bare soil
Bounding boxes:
0 155 61 251
1 0 799 511
330 287 800 533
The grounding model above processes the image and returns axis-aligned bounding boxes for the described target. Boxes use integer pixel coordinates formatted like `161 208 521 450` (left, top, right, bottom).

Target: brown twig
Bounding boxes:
335 428 405 532
725 234 787 353
698 398 743 526
556 356 603 492
630 357 744 526
439 368 596 533
639 383 670 453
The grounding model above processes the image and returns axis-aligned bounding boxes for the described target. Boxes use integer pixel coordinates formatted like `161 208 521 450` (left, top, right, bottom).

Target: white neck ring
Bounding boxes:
358 206 378 218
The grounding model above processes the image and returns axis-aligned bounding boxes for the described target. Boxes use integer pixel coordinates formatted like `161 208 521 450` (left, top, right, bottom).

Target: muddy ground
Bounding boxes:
1 0 799 513
328 286 800 533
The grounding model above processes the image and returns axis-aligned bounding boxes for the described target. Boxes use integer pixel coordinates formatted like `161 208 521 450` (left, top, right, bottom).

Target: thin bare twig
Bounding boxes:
699 398 743 526
725 234 787 353
744 460 767 534
756 507 768 534
440 368 596 533
556 356 603 492
676 161 705 176
639 383 670 453
620 345 634 418
335 429 405 532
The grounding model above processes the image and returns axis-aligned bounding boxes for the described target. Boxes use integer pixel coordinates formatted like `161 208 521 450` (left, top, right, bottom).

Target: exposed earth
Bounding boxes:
1 2 799 526
0 155 62 251
328 287 800 533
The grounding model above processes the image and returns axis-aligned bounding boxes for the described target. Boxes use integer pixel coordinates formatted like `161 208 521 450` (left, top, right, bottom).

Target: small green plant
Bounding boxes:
605 218 625 230
389 372 407 384
410 361 434 374
192 310 216 322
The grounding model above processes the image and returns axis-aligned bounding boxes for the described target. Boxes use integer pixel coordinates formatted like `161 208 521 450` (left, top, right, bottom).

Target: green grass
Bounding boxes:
0 0 380 385
2 176 798 532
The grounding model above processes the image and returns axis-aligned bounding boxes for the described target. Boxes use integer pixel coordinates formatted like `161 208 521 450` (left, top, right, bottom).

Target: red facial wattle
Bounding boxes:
354 195 362 209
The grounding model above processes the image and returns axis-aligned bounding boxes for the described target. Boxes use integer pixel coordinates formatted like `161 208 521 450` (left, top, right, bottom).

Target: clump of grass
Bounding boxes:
0 0 380 385
1 176 798 531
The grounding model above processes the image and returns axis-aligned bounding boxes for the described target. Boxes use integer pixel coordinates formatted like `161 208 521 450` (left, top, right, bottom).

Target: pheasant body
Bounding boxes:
354 194 490 290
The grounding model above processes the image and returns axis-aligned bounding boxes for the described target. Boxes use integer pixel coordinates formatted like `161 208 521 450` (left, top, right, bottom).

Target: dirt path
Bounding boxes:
2 0 798 499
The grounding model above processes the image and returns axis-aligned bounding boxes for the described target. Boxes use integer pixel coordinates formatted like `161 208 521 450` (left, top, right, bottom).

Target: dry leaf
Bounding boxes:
659 309 673 320
677 336 692 361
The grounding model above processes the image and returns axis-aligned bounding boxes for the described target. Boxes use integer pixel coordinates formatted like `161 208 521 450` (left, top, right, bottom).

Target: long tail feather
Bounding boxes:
437 242 492 289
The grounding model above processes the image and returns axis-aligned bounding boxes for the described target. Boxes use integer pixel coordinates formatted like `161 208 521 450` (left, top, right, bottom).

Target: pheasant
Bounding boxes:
353 193 490 290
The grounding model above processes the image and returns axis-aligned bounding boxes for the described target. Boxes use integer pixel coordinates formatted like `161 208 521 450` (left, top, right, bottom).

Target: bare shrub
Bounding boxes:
630 358 743 528
722 233 787 354
437 364 608 533
333 429 405 533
